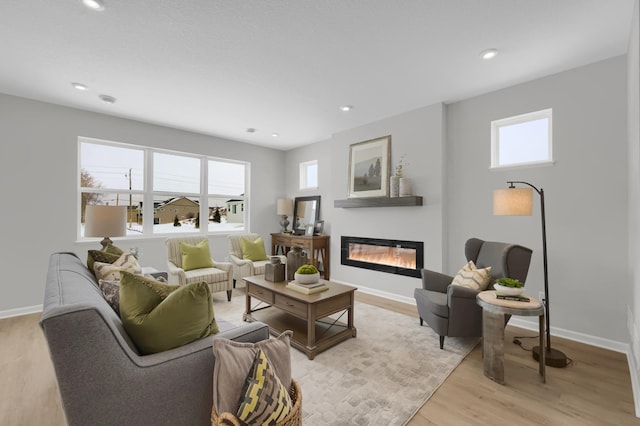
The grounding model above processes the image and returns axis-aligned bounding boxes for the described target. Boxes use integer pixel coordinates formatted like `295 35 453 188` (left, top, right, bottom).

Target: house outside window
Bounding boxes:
79 137 248 239
490 108 553 169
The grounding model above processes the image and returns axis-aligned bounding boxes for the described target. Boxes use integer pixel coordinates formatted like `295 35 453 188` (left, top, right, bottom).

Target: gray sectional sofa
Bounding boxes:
40 252 270 426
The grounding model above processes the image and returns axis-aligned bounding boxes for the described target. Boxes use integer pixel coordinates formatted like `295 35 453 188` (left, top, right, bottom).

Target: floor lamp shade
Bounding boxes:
85 205 127 248
493 188 533 216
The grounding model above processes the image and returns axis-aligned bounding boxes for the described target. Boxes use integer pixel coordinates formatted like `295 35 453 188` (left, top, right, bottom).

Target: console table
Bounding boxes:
270 233 330 279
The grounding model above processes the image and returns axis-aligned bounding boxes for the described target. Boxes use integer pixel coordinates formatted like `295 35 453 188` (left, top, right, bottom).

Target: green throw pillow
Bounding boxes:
236 349 292 424
180 239 214 271
241 236 268 261
119 271 218 355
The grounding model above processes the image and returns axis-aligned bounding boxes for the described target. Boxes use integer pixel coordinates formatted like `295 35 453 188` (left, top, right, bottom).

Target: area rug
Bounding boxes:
213 289 478 425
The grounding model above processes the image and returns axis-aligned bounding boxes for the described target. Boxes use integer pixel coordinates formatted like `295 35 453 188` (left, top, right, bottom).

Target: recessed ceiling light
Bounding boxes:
480 48 498 60
82 0 105 11
340 105 354 112
246 128 256 133
72 82 88 91
271 133 279 137
99 94 116 104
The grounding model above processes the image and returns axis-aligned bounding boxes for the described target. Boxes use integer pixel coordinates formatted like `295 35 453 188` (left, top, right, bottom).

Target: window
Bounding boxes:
491 109 553 169
79 137 248 239
299 160 318 190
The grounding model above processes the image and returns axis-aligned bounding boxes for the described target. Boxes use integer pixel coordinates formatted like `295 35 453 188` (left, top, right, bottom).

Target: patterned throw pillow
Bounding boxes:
451 260 492 291
179 239 215 271
93 252 141 281
98 279 121 314
236 349 292 425
119 271 218 355
212 331 293 415
86 244 124 274
241 236 268 261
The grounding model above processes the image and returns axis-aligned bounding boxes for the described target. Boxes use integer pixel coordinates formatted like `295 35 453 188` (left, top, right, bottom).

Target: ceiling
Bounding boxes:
0 1 634 150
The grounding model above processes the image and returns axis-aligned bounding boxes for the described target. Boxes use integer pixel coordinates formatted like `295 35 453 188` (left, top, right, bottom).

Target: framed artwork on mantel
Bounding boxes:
348 135 391 198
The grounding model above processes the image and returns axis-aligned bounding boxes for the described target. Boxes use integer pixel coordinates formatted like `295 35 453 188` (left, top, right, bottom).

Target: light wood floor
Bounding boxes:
1 293 638 425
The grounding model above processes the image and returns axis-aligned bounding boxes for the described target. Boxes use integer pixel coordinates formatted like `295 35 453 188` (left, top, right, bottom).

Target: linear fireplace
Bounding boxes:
341 236 424 278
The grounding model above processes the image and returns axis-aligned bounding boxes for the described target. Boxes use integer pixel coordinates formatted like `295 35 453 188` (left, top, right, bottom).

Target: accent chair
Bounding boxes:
414 237 532 349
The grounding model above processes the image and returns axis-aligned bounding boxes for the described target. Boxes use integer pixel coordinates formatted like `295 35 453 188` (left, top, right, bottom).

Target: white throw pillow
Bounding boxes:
94 252 141 281
451 260 492 291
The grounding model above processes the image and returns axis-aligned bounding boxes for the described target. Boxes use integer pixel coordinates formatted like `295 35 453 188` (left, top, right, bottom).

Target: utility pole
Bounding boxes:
125 168 132 228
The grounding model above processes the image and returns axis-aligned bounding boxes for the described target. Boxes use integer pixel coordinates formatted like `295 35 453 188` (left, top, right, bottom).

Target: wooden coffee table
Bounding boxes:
243 275 357 359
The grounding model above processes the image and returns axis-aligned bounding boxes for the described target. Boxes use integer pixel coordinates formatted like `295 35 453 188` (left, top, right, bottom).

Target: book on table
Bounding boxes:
286 280 329 294
495 293 530 302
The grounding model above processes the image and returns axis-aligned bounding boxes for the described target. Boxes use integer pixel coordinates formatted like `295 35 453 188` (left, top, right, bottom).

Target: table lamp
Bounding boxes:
84 205 127 249
276 198 294 233
493 181 569 368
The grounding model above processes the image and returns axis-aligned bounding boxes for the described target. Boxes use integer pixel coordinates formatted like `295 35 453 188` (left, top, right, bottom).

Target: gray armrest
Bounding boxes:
421 269 453 293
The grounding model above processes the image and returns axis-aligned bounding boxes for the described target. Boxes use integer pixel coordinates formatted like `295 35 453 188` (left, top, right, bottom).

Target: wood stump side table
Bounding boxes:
476 290 545 384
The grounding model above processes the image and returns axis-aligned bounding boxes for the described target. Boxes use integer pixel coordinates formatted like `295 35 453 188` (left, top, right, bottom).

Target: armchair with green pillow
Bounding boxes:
166 236 234 301
227 233 287 287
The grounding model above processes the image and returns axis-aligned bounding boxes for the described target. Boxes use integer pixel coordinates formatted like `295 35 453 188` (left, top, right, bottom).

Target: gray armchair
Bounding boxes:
414 237 532 349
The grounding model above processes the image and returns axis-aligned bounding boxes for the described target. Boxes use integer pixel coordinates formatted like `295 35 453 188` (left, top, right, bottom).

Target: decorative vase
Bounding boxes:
294 271 320 284
286 246 307 281
390 175 400 197
399 177 411 196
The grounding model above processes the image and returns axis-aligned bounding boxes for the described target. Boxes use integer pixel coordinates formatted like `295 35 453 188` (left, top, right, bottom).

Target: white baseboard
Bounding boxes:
339 278 630 355
0 304 43 320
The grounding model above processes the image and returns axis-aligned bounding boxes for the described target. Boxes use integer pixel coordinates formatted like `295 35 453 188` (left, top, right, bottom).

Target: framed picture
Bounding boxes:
305 223 315 236
313 220 324 235
348 135 391 198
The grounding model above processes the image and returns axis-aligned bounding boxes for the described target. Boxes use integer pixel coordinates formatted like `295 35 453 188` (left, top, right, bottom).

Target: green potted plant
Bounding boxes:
494 277 524 295
294 264 320 284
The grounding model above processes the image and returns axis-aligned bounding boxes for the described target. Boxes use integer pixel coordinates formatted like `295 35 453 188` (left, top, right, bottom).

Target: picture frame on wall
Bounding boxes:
348 135 391 198
313 220 325 235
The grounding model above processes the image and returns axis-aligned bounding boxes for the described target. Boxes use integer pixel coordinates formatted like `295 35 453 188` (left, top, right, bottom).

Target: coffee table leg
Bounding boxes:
482 310 505 384
243 288 251 321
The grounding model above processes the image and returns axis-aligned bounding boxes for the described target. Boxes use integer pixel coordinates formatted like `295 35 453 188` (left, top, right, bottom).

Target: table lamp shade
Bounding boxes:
85 205 127 247
493 188 533 216
276 198 294 216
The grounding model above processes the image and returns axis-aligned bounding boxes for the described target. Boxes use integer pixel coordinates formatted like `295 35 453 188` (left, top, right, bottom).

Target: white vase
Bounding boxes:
399 177 411 196
390 176 400 197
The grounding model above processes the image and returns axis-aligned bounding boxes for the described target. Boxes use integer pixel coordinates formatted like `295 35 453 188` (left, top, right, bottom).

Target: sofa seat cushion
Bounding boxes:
120 271 218 355
414 288 449 318
184 267 228 284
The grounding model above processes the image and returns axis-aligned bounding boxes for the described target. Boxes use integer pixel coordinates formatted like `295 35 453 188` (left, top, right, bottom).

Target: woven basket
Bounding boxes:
211 379 302 426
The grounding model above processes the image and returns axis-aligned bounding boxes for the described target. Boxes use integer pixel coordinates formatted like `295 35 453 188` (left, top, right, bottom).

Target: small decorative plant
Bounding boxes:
496 277 524 288
296 264 318 274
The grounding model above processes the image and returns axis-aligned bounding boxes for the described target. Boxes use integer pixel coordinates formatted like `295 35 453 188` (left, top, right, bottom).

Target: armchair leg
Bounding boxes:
439 336 445 350
226 290 232 301
233 279 236 288
419 317 423 326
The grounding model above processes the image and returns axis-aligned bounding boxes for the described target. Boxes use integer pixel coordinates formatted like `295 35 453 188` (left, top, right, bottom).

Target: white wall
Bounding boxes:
446 56 628 344
627 0 640 414
0 93 285 313
286 103 445 301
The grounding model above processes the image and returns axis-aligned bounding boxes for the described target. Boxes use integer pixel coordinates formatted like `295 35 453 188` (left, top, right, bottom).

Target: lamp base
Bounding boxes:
532 346 569 368
279 215 290 233
99 237 114 249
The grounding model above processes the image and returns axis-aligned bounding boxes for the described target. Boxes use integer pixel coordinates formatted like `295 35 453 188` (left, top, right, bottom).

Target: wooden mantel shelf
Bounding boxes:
334 196 423 208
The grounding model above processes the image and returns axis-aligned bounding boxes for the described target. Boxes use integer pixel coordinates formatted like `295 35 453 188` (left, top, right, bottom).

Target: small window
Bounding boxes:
299 160 318 190
491 109 553 169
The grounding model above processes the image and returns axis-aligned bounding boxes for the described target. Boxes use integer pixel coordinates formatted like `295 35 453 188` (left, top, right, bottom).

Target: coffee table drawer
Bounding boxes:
275 294 307 318
247 283 274 304
316 293 352 317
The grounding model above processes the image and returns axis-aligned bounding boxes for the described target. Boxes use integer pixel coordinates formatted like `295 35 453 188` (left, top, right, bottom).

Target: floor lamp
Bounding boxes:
493 181 569 368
